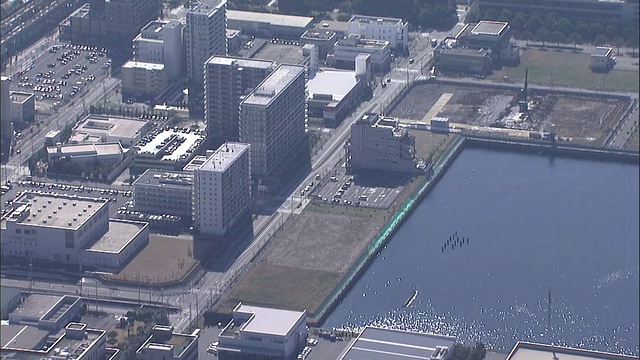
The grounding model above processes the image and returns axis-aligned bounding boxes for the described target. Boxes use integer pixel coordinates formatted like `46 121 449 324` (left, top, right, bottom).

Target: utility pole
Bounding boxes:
137 269 141 304
547 286 552 335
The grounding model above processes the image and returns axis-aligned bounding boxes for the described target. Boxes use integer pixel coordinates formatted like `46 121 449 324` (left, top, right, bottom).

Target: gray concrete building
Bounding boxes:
186 0 227 88
226 10 313 39
345 113 419 173
204 57 276 145
133 169 193 219
239 65 307 179
328 36 391 71
300 28 337 59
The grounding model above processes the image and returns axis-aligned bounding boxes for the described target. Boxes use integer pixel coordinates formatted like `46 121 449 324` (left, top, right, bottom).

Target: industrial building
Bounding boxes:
590 47 616 71
9 91 35 127
136 325 200 360
185 0 228 88
133 169 194 218
506 341 639 360
338 327 455 360
132 127 206 172
0 192 149 269
435 42 493 75
453 20 519 66
59 0 161 44
204 57 276 145
478 0 639 24
347 15 409 51
217 302 308 360
193 142 251 237
1 76 13 139
328 36 391 71
307 61 369 126
300 28 338 59
47 142 124 166
345 113 420 173
226 10 314 39
72 114 150 148
239 64 307 179
134 19 186 82
121 61 169 98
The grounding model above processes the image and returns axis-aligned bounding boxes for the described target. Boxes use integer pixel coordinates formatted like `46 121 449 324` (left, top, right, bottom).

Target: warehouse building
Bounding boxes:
72 114 150 148
226 10 314 39
47 142 124 166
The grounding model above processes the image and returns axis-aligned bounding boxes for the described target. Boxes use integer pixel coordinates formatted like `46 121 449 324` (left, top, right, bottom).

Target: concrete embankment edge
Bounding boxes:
309 135 638 326
309 135 466 325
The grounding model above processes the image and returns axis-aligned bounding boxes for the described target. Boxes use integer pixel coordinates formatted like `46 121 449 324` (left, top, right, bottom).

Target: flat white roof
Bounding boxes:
227 10 313 28
242 65 304 106
235 304 305 337
123 61 164 71
74 115 148 141
87 220 147 253
47 142 123 156
307 69 357 103
206 56 274 70
199 142 249 172
507 342 638 360
349 15 404 26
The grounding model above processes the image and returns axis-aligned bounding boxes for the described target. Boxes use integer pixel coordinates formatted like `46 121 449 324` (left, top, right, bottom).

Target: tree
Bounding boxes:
481 8 499 21
498 9 512 22
555 17 573 35
544 17 557 32
510 13 527 32
465 8 480 24
526 14 544 34
569 32 583 48
574 21 590 40
589 22 605 39
550 30 565 46
520 31 534 45
537 28 551 46
605 24 620 39
594 34 608 46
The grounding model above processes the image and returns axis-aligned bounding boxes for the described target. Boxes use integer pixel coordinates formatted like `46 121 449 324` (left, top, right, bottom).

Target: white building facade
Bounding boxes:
347 15 408 50
185 0 227 88
193 142 251 237
239 65 307 179
134 19 186 82
133 169 193 218
122 61 168 97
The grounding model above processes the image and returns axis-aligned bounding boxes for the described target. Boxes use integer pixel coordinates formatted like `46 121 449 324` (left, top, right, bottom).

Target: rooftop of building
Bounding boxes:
142 20 169 34
349 14 404 26
135 128 205 163
338 327 456 360
6 294 60 322
69 132 102 144
307 69 358 103
506 342 638 360
86 220 147 254
9 91 34 103
123 61 165 71
223 303 306 337
470 20 509 36
438 46 492 56
206 56 275 70
198 142 249 172
46 142 124 158
183 155 207 172
187 0 226 15
138 326 197 358
1 322 105 359
1 192 109 231
134 169 193 189
315 20 349 33
242 64 304 106
1 286 21 315
301 28 337 40
337 36 390 50
227 9 314 28
252 42 304 66
593 46 613 57
74 114 148 141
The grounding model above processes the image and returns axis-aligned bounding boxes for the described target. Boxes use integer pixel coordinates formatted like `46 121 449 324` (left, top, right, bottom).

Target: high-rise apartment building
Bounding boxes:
204 57 276 146
193 142 250 237
134 19 185 82
105 0 161 43
185 0 227 88
239 64 307 179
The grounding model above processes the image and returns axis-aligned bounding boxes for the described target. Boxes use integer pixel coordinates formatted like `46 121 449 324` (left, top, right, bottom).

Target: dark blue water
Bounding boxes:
324 148 639 355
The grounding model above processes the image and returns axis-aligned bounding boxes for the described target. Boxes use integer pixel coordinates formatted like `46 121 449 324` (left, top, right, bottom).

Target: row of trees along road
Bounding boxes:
466 8 640 51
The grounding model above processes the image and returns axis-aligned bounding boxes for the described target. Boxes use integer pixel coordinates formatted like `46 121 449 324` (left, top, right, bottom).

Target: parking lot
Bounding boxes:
7 42 111 108
311 170 409 209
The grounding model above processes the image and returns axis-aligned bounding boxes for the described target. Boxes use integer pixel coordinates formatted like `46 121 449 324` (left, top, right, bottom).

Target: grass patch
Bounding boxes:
223 264 341 317
489 48 639 93
305 202 386 217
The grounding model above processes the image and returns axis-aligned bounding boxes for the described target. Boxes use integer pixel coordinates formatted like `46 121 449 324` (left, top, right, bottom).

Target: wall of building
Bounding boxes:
83 222 148 269
121 62 168 97
134 183 192 218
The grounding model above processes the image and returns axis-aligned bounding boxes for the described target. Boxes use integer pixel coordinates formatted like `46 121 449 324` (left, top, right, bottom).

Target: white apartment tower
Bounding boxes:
193 142 251 237
185 0 227 88
204 57 276 146
134 19 185 82
239 65 307 179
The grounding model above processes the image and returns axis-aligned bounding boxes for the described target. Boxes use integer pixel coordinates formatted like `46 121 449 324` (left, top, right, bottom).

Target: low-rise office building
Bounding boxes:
328 35 391 71
47 142 124 166
591 47 616 71
300 28 337 59
227 10 314 38
345 113 419 173
307 67 368 126
83 219 149 269
347 15 408 51
454 20 519 66
435 42 493 75
9 91 35 127
218 303 308 360
136 325 199 360
133 169 193 218
122 61 168 98
73 114 150 148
